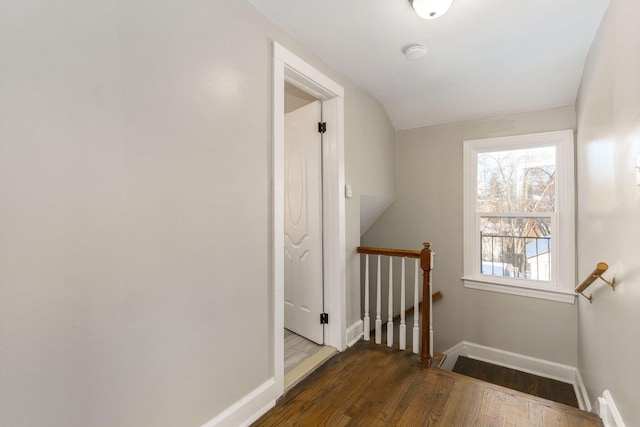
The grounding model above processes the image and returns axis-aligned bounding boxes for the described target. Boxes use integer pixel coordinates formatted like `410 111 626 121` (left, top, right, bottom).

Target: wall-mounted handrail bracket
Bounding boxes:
600 275 616 289
578 291 593 304
575 262 616 303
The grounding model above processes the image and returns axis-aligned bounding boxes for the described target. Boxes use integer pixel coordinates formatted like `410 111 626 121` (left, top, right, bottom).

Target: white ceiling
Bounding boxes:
247 0 610 130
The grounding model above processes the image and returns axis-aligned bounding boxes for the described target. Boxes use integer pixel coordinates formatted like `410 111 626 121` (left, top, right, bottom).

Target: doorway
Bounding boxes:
273 42 346 398
284 95 324 345
282 88 331 388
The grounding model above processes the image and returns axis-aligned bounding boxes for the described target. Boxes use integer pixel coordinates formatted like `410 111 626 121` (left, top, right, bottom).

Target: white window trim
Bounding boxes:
462 130 576 304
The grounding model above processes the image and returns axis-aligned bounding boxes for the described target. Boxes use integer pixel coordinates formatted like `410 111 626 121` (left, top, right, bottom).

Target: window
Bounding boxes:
463 130 575 303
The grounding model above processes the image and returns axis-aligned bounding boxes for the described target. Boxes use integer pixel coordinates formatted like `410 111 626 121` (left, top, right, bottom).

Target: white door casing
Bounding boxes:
273 42 346 398
284 101 324 344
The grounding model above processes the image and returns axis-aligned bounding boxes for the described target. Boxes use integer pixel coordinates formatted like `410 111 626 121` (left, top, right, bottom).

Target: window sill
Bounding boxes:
462 276 576 304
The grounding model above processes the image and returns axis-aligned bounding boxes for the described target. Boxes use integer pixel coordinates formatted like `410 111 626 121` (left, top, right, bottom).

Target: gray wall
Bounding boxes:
346 96 396 326
0 1 395 426
363 106 579 365
576 0 640 423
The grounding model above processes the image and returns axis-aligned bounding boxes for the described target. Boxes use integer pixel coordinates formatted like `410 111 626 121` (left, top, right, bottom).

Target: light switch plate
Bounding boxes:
345 184 353 198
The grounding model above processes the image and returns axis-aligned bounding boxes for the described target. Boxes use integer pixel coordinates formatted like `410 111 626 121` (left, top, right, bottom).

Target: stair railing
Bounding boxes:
575 261 616 303
357 243 434 366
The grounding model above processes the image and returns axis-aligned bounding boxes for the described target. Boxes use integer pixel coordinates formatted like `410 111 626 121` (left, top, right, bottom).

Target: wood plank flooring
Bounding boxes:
253 341 602 427
452 355 579 408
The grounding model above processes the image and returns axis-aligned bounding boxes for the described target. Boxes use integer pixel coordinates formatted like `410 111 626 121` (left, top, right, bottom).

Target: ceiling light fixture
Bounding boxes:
409 0 454 19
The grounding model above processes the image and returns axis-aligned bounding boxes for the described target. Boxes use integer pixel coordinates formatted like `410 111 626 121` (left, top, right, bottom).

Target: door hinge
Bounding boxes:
318 122 327 134
320 313 329 324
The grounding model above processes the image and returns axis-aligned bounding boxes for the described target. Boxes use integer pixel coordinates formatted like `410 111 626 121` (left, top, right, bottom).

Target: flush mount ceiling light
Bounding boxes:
403 44 427 60
410 0 454 19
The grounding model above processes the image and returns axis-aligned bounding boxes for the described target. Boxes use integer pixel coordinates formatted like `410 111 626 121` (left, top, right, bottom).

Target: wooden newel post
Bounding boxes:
420 242 432 366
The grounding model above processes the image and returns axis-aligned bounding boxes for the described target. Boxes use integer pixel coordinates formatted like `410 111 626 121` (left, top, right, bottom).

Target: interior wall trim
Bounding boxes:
597 390 626 427
272 41 347 400
200 379 276 427
346 320 364 347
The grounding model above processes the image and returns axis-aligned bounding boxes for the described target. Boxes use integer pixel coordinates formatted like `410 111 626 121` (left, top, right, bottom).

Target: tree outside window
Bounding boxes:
463 130 575 303
477 147 555 281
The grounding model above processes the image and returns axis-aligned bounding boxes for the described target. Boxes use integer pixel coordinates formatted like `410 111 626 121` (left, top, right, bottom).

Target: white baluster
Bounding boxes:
363 254 370 341
413 258 420 354
375 255 382 345
399 257 406 350
387 256 394 347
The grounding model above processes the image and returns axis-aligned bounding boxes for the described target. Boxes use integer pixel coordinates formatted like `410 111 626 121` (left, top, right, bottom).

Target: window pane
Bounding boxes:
477 147 555 213
480 216 551 282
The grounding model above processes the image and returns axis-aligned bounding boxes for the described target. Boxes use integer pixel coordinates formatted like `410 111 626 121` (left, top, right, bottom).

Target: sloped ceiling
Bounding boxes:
248 0 610 130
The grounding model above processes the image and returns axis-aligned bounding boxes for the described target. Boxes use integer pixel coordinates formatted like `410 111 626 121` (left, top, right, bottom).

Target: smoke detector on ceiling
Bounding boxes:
403 44 428 60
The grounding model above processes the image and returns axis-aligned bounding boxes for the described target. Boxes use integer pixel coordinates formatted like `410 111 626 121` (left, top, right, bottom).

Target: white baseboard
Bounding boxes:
440 341 466 371
201 379 276 427
574 368 591 412
346 319 364 347
441 341 590 410
203 318 363 427
596 390 626 427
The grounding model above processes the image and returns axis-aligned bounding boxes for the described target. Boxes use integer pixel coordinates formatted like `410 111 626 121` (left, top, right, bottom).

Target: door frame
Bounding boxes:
272 42 346 397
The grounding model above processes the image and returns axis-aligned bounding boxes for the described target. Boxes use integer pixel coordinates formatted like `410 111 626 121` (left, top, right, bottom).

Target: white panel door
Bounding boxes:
284 100 324 344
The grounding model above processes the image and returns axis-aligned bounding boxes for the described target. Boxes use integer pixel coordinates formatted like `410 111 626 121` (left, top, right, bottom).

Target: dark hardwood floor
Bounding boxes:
453 355 579 408
253 341 602 426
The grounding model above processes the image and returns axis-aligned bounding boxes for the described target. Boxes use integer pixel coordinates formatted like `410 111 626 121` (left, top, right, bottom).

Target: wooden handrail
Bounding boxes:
392 291 442 324
375 291 443 330
432 290 443 303
357 246 421 259
575 262 616 303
